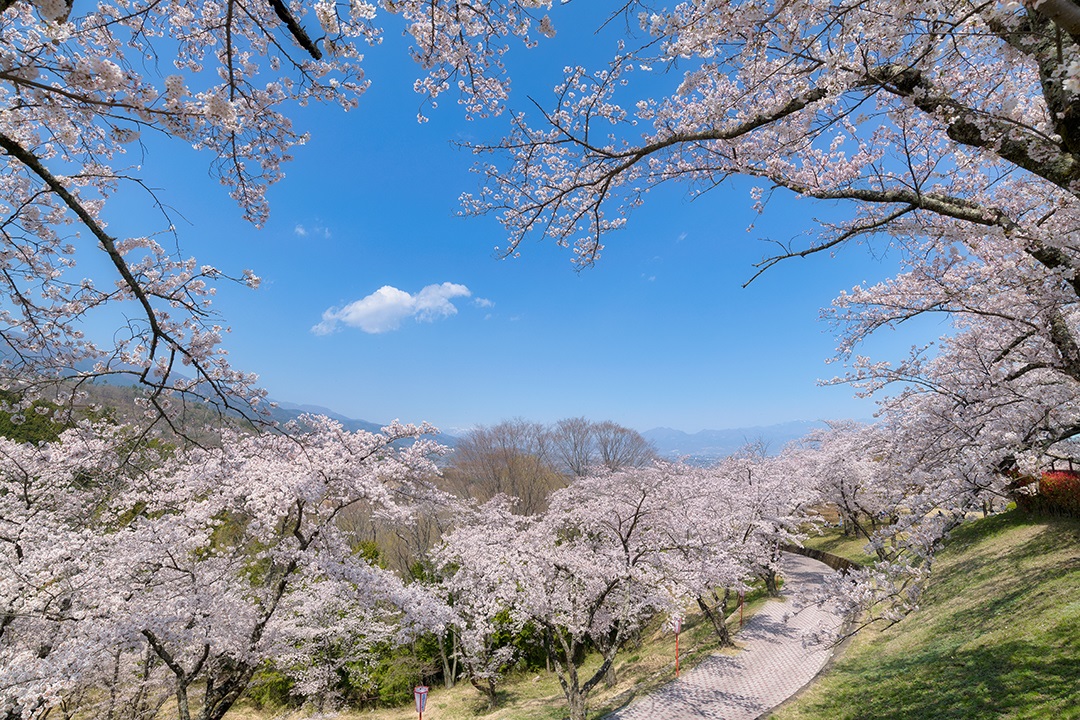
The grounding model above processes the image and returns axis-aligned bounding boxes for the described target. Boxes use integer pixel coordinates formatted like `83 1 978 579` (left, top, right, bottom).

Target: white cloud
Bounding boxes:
312 282 472 335
294 223 331 239
473 297 494 308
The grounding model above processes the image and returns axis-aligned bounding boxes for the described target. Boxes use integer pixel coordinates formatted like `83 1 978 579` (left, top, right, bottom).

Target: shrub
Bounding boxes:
246 667 297 710
1037 471 1080 517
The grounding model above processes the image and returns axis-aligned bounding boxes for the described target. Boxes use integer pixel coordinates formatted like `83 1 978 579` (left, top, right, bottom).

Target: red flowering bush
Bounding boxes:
1037 471 1080 517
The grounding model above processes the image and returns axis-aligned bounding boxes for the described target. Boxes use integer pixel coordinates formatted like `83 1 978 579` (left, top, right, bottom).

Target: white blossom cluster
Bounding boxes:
0 418 447 720
434 456 814 718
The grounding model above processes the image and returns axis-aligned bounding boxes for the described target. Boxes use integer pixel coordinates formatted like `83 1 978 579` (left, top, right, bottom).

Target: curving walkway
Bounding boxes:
604 554 846 720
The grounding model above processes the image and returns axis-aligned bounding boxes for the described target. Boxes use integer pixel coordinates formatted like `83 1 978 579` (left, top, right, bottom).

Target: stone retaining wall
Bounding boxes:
782 543 863 573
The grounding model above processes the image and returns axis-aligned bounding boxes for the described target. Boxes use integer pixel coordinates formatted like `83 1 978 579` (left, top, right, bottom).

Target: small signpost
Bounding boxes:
739 590 746 628
414 685 429 720
672 616 683 677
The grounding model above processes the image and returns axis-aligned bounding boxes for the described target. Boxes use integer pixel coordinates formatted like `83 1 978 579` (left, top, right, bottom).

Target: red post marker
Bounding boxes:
739 591 745 628
414 685 429 720
673 616 682 677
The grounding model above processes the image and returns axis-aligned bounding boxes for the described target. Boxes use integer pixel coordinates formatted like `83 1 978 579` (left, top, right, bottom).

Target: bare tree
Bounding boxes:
444 419 563 515
592 420 656 471
551 417 657 477
550 417 596 478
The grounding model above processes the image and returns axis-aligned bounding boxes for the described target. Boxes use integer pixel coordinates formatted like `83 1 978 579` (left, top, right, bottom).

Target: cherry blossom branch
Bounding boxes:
0 71 199 122
743 181 1080 298
867 64 1080 188
0 132 167 354
140 630 209 684
744 205 917 286
0 131 258 425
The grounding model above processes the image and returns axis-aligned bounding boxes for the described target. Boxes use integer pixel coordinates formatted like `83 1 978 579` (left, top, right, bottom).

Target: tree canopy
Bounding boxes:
5 0 1080 466
4 1 1080 716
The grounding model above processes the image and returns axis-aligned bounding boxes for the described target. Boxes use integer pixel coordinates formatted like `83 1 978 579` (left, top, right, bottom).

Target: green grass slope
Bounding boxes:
773 510 1080 720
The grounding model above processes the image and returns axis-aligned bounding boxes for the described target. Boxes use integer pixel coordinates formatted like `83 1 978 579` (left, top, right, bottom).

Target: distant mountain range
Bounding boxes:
48 376 832 462
641 421 828 463
270 401 385 433
273 403 828 464
269 401 460 447
22 353 831 461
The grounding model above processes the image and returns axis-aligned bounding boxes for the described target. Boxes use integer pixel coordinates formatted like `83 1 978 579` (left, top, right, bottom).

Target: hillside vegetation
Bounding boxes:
227 585 777 720
223 511 1079 720
773 510 1080 720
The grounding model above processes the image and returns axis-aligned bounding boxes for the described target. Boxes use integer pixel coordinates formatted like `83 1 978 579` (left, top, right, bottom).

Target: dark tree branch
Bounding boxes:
863 63 1080 189
0 131 262 426
267 0 322 60
743 180 1080 298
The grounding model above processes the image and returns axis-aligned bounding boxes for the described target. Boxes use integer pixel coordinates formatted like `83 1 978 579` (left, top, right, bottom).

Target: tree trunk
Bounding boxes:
469 676 498 709
597 627 618 686
566 689 588 720
196 664 255 720
546 622 623 720
106 650 122 720
546 630 588 720
697 590 733 647
440 630 456 689
840 509 856 536
763 568 780 597
174 684 191 720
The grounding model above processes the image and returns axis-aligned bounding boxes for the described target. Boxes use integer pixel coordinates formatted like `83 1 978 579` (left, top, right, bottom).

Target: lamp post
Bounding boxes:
414 685 429 720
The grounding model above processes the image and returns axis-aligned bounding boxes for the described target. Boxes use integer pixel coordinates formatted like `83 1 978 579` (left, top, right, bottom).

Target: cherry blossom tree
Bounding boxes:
809 284 1080 625
519 471 685 720
707 443 818 595
628 462 749 647
437 467 690 720
0 416 449 720
432 1 1080 464
795 421 901 547
432 497 531 708
610 455 814 649
0 422 136 720
0 0 396 420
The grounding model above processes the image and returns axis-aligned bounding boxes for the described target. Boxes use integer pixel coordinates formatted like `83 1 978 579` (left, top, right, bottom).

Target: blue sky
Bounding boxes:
105 8 943 434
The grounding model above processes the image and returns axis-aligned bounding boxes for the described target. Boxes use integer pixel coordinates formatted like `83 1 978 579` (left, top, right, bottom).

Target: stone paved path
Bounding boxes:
604 553 846 720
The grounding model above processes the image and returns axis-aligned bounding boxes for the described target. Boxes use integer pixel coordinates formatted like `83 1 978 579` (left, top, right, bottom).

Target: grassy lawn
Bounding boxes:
800 529 879 567
772 510 1080 720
